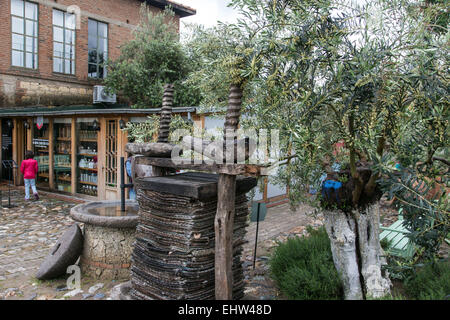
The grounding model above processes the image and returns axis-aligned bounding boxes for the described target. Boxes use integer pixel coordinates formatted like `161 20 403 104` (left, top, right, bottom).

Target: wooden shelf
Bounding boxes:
38 173 49 178
57 176 71 182
57 137 71 141
80 139 97 142
79 167 97 172
79 181 97 186
78 153 97 157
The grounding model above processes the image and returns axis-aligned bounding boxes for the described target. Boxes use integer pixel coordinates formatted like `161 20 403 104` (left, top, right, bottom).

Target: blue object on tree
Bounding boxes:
321 180 343 204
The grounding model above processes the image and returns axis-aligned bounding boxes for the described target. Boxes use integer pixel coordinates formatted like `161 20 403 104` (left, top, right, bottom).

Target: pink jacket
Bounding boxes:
20 159 38 179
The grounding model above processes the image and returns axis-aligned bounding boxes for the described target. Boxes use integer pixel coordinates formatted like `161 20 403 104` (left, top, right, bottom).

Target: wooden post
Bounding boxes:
97 117 106 199
12 119 18 185
26 118 33 150
48 118 55 190
117 116 128 197
0 120 2 180
71 117 77 195
215 84 242 300
121 117 129 198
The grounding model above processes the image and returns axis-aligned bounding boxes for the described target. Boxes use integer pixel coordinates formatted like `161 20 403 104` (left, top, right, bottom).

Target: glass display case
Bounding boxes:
76 118 98 196
54 118 72 193
33 118 50 188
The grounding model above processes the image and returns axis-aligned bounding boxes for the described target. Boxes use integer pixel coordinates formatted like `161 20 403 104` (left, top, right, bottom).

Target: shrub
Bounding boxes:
404 260 450 300
269 226 343 300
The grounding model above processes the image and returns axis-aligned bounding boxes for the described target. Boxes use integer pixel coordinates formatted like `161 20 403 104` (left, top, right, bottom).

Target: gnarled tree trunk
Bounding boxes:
323 202 391 299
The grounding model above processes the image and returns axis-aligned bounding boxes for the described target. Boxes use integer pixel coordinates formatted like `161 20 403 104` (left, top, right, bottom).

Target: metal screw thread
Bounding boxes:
157 84 175 143
224 84 243 134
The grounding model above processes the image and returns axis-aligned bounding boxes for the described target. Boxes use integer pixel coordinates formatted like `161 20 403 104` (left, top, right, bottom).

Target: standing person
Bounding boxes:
20 150 39 201
125 156 136 200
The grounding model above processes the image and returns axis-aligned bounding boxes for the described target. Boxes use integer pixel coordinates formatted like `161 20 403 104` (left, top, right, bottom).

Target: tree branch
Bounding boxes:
364 134 386 196
349 113 364 206
432 156 450 167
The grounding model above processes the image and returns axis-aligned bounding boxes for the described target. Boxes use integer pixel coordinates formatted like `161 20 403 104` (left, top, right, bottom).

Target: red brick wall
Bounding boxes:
0 0 182 108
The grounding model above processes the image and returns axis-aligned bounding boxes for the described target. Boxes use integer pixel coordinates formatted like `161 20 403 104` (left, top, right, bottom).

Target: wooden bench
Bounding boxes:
380 214 415 259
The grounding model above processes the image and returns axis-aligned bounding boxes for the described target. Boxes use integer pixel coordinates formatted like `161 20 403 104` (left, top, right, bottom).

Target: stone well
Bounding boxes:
70 200 139 280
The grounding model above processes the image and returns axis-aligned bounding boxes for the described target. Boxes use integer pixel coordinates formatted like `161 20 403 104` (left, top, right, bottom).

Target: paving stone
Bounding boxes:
63 289 83 298
27 293 38 300
56 285 68 292
82 293 92 300
94 293 105 300
88 283 104 294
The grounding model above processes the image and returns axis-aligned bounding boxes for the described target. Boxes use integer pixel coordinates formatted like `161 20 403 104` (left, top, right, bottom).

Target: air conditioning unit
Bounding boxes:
93 85 116 104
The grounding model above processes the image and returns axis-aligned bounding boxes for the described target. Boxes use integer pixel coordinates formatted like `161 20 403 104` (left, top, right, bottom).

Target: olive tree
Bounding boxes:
187 0 448 299
104 4 201 108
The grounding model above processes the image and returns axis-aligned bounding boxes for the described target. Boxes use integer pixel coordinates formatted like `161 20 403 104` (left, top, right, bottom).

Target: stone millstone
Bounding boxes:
35 224 83 280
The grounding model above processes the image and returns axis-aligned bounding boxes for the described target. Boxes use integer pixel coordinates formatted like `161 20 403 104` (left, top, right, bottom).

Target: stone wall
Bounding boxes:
80 224 135 280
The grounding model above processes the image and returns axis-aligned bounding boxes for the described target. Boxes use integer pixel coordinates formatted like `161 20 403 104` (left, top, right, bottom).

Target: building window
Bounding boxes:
11 0 38 69
53 9 75 75
88 19 108 79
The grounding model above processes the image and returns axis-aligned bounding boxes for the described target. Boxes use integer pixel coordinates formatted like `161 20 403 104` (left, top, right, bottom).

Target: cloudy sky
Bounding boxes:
176 0 239 33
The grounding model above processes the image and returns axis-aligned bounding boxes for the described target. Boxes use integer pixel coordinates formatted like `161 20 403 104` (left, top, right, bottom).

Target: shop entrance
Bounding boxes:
1 119 14 181
33 117 50 188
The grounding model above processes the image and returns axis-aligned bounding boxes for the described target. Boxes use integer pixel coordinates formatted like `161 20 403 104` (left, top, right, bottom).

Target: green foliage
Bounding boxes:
186 0 449 212
104 4 201 108
269 227 343 300
123 114 193 143
380 169 449 260
404 260 450 300
380 237 393 252
373 0 450 262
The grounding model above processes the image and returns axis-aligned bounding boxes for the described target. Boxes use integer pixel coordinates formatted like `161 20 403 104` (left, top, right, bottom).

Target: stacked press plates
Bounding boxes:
129 172 256 300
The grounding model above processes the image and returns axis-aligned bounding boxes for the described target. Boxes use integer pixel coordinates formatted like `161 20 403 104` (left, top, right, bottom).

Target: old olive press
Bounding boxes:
124 84 268 300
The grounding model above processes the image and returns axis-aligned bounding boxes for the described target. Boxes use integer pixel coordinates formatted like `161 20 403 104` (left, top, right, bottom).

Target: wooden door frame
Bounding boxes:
100 117 120 199
12 118 26 186
117 116 129 197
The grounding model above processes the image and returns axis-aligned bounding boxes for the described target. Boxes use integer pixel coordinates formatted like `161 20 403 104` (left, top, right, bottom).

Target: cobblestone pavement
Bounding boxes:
0 190 76 278
0 186 398 300
0 188 81 299
241 202 323 300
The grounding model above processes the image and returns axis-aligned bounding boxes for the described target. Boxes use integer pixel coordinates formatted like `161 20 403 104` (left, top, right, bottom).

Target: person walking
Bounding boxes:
20 150 39 201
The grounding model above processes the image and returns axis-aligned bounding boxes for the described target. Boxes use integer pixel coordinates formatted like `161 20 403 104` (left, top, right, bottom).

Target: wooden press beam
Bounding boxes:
134 156 267 177
125 142 176 158
181 136 256 163
215 84 243 300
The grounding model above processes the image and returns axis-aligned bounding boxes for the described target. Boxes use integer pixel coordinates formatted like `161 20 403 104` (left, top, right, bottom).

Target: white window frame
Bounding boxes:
52 9 76 75
11 0 39 69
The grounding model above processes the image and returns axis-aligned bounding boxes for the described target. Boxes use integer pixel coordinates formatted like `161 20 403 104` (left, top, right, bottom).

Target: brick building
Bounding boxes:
0 0 196 200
